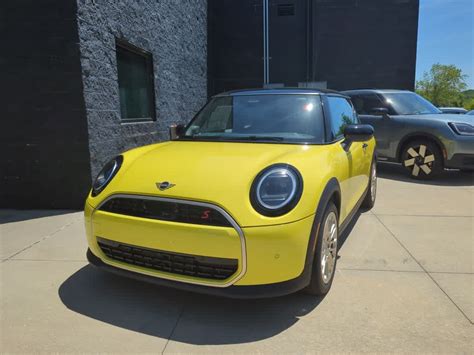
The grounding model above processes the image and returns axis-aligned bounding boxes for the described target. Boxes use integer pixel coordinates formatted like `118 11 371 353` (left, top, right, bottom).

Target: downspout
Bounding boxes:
306 0 311 83
263 0 270 85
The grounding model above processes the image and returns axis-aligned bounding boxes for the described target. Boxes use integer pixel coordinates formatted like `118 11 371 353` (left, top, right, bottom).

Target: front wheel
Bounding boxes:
401 140 443 179
305 202 338 296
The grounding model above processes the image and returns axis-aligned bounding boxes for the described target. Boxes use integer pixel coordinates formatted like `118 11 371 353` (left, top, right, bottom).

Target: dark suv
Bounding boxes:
342 89 474 179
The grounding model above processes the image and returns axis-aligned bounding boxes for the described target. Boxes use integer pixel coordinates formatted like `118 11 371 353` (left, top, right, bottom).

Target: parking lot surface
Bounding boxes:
1 164 473 353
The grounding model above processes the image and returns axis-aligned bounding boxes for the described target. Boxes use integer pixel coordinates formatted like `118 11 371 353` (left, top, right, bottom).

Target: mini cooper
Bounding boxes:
84 88 376 298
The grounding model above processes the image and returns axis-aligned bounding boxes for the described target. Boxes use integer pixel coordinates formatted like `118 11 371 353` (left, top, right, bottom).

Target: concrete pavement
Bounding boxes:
1 164 473 353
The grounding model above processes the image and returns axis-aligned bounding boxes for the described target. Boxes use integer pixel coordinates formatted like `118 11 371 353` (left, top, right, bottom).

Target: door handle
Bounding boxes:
362 143 368 148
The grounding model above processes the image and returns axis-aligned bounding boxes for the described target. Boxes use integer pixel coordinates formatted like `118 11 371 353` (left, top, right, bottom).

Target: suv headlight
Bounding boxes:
250 164 303 216
449 122 474 136
91 155 123 197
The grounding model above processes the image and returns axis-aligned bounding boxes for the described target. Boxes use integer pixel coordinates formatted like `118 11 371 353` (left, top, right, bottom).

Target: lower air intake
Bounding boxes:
97 237 238 281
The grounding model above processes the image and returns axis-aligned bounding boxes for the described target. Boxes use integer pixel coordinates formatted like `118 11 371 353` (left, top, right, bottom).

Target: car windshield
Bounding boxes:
383 92 442 115
181 94 325 144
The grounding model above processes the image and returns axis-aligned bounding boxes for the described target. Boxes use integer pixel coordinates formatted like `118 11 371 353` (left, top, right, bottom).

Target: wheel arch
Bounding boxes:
396 132 446 162
303 178 341 273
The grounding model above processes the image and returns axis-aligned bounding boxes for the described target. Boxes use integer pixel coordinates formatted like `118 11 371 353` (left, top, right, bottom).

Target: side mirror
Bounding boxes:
169 124 185 140
343 124 374 143
370 107 389 118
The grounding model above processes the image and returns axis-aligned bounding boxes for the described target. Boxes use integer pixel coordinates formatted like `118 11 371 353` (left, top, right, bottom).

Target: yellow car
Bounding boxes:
85 88 376 298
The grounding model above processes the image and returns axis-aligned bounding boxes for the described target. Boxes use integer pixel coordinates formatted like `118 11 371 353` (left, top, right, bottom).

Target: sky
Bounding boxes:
416 0 473 89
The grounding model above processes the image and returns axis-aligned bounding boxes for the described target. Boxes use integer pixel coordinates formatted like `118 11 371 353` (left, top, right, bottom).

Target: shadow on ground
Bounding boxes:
58 201 365 344
0 209 79 224
59 265 324 345
338 209 362 250
377 162 474 187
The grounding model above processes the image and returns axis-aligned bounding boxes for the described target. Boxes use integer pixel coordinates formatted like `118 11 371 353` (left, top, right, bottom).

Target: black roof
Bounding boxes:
341 89 412 95
213 87 345 97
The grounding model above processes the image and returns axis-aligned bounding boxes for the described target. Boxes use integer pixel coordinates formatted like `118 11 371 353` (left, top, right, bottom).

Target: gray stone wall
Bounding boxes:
77 0 207 178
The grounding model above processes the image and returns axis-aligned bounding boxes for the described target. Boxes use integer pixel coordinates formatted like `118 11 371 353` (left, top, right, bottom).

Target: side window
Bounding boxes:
326 96 357 140
351 94 386 115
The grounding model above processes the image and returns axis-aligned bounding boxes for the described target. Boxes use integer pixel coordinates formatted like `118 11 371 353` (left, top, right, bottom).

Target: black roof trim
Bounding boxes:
213 87 344 97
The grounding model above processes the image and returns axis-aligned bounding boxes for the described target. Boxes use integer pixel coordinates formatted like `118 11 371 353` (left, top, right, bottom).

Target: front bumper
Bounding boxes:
84 198 315 297
444 135 474 169
87 248 311 299
445 153 474 170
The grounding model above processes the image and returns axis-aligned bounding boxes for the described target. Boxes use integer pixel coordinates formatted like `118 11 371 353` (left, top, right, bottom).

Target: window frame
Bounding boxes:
115 38 157 123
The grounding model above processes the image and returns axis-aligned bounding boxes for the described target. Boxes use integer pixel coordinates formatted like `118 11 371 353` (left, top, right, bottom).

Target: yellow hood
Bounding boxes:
88 141 336 226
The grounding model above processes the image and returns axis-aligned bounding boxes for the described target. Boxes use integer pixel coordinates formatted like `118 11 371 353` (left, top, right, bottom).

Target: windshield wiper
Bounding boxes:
228 136 285 141
180 135 285 142
180 135 224 140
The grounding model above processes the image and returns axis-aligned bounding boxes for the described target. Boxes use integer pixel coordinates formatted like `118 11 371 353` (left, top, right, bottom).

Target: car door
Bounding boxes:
351 93 393 159
324 96 369 219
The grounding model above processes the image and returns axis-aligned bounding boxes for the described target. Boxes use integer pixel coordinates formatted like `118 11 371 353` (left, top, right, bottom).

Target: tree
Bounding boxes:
462 90 474 110
464 97 474 110
416 64 468 107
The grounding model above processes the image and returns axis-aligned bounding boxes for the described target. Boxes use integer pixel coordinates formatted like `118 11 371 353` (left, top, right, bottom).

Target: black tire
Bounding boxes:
401 139 443 179
305 202 339 296
362 159 377 209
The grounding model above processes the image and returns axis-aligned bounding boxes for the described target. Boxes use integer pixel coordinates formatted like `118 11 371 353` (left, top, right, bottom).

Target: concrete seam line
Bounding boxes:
339 268 474 275
161 305 186 354
1 218 80 263
6 259 87 262
373 213 473 325
373 214 473 218
339 268 425 273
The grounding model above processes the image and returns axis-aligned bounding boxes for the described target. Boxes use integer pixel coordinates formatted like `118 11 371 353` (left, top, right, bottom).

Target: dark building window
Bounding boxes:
116 39 156 121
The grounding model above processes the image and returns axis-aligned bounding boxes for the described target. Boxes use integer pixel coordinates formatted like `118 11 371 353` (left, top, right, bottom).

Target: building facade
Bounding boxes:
1 0 419 209
208 0 419 95
1 0 207 208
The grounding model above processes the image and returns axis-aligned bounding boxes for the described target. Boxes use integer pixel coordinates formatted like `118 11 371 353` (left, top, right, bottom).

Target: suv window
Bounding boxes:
351 94 386 115
382 92 441 115
326 96 358 140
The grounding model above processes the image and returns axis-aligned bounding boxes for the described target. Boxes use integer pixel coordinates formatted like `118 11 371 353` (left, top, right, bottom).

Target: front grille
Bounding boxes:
97 237 238 280
99 197 232 227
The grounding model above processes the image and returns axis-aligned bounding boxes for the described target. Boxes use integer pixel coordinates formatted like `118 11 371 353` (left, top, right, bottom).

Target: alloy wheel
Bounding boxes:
403 144 435 177
321 211 338 284
370 163 377 203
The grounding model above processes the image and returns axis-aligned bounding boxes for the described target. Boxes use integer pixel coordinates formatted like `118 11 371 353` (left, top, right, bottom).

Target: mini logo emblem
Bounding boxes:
156 181 175 191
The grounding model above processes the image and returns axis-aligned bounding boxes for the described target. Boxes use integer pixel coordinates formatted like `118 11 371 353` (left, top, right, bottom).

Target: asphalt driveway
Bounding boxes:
1 164 472 353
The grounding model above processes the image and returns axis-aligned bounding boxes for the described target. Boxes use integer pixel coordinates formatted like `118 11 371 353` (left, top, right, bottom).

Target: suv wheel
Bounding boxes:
305 202 338 296
401 140 443 179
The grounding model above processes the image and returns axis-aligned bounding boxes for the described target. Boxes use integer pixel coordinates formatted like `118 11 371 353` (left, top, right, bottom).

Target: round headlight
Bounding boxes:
250 164 303 216
91 155 123 197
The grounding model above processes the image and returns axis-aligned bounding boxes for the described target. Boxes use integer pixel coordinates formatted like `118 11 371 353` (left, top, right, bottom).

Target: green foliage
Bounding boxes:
462 90 474 110
463 97 474 110
416 63 468 107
